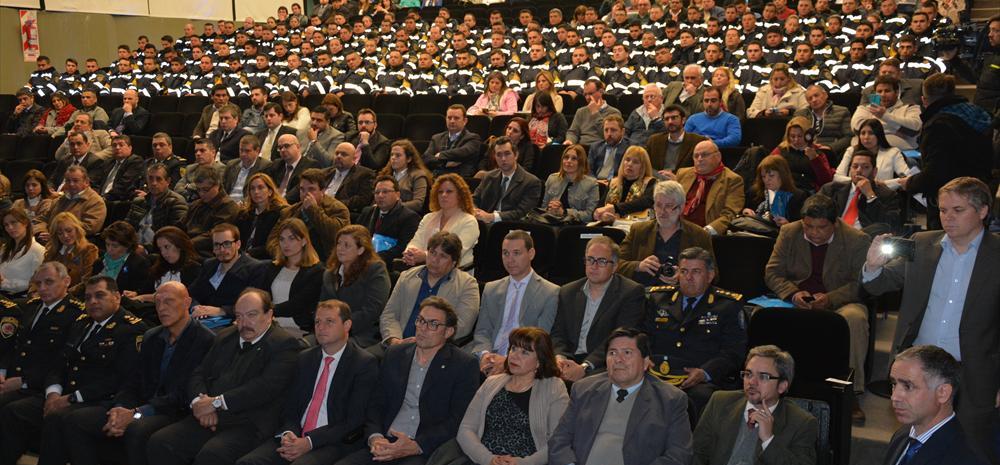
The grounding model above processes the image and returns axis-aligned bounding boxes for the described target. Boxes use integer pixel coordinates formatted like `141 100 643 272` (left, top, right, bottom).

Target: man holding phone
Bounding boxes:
861 177 1000 464
849 75 922 150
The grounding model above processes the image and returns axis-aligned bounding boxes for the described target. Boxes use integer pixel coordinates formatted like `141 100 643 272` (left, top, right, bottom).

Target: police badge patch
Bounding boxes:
0 317 18 339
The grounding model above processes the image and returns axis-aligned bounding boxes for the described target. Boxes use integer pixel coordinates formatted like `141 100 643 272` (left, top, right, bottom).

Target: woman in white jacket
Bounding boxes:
0 207 45 297
835 118 912 190
747 63 808 118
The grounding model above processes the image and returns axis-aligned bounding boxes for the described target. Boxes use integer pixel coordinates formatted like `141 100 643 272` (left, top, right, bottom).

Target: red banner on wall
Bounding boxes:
19 9 39 62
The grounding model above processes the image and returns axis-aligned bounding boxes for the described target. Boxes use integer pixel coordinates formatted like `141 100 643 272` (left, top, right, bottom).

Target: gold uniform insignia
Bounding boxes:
0 317 18 339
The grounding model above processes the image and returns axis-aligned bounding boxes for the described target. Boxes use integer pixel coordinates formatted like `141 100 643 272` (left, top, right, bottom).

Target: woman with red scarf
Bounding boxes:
33 92 76 136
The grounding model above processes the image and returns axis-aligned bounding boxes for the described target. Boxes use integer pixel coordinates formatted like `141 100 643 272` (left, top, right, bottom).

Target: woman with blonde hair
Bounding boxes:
12 169 56 234
521 70 564 114
747 63 807 118
469 72 520 117
255 217 323 332
541 145 601 222
320 224 391 347
235 172 288 258
43 212 99 295
380 139 432 212
0 207 45 297
403 174 480 268
592 146 657 222
711 66 747 120
770 116 835 192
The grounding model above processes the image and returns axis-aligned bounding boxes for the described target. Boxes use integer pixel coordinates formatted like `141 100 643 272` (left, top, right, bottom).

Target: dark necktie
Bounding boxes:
899 438 923 465
616 388 628 403
747 408 756 429
78 322 101 349
684 297 697 313
375 212 384 233
239 341 254 353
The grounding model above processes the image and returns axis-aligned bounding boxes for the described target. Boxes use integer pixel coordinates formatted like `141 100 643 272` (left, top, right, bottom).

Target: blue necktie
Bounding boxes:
899 438 922 465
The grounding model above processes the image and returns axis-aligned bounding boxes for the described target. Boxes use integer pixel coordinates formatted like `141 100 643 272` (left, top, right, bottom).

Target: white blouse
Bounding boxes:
407 211 480 268
835 146 913 190
0 241 45 294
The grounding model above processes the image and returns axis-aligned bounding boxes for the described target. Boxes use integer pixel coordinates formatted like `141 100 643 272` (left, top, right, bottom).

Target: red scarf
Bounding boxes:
683 163 725 217
54 103 77 126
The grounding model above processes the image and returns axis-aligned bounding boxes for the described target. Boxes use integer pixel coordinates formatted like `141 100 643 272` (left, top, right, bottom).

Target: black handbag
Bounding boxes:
729 215 780 238
523 208 581 226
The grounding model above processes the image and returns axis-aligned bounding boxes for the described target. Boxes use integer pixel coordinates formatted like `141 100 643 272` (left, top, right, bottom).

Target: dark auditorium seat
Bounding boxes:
474 221 556 283
373 94 410 116
533 144 564 180
465 115 490 140
16 136 52 162
341 94 371 115
181 113 201 138
741 117 790 152
4 160 45 194
131 135 153 158
0 134 18 161
145 112 185 137
404 113 446 141
148 95 178 113
711 233 775 299
488 114 514 137
550 226 626 284
376 113 405 140
450 94 478 109
176 96 211 114
98 94 123 114
410 94 451 115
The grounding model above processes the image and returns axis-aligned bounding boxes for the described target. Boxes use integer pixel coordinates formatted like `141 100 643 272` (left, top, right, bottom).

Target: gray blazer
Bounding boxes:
457 375 570 465
469 272 560 355
542 173 600 223
548 373 693 465
380 265 481 341
304 127 346 168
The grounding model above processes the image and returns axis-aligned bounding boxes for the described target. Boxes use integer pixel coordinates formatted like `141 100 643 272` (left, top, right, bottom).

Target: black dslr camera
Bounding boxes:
657 256 679 279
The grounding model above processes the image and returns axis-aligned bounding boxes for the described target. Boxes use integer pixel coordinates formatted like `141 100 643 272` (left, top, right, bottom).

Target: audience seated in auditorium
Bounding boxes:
743 155 809 227
122 226 202 305
302 105 347 168
188 223 264 320
747 63 808 118
835 119 910 190
5 89 45 137
323 142 376 220
472 136 543 224
770 117 835 192
175 138 226 202
146 133 186 186
819 148 901 236
683 86 743 149
593 146 658 224
224 135 272 202
850 75 922 151
663 64 707 116
541 144 601 223
208 104 252 162
356 176 420 264
256 102 298 162
646 105 708 176
403 174 480 269
107 89 151 137
254 218 323 333
192 85 232 138
624 84 667 147
43 212 99 295
793 85 853 158
352 109 391 171
12 170 56 237
234 173 288 259
265 133 321 205
380 139 432 214
588 115 629 184
92 221 153 297
0 208 45 297
45 165 108 240
566 79 622 146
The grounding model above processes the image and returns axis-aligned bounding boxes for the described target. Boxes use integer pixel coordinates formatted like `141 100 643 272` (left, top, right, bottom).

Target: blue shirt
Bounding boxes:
913 229 984 361
683 111 742 148
402 267 452 338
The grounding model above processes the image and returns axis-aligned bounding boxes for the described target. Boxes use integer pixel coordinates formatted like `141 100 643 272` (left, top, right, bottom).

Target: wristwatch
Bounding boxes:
211 396 223 410
133 409 143 420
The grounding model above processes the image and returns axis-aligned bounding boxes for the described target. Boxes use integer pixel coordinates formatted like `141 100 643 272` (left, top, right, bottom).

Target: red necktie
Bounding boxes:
302 356 334 433
842 189 862 226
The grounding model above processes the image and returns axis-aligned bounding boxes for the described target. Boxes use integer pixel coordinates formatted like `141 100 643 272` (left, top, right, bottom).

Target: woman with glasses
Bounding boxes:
255 218 323 333
0 207 45 297
320 225 390 348
403 174 480 268
235 173 288 259
43 212 99 296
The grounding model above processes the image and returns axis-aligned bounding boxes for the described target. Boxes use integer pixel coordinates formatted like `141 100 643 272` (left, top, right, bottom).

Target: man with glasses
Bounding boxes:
54 113 113 161
189 224 265 323
182 167 240 256
265 134 319 205
44 165 107 241
646 105 707 176
663 64 707 117
351 109 391 171
643 247 746 418
335 296 478 465
618 181 713 286
175 138 226 202
566 79 622 146
380 232 480 349
551 236 644 382
692 345 818 465
357 176 420 265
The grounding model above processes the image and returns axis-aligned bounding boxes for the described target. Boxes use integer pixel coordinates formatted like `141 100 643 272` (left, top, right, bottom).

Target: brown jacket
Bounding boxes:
275 195 350 261
47 188 107 235
45 243 99 296
764 219 870 309
617 218 714 279
645 131 707 171
676 167 745 234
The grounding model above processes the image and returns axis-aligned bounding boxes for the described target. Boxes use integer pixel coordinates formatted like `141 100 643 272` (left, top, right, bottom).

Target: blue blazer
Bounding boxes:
587 140 628 181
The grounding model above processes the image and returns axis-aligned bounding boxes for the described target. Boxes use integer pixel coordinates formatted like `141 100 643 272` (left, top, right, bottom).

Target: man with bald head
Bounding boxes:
675 140 745 235
323 142 375 220
108 89 151 136
265 134 319 204
60 282 216 465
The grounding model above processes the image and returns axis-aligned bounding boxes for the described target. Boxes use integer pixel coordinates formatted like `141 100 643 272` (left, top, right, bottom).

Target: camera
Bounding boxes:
880 237 916 261
657 256 678 279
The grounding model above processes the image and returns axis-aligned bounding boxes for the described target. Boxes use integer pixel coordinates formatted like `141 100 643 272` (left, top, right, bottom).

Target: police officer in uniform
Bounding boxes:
0 275 146 465
0 263 83 410
642 247 747 420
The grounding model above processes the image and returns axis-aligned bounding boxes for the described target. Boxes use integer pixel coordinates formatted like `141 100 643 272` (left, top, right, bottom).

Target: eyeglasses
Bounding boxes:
584 256 614 267
415 316 445 331
740 370 784 382
212 240 237 250
277 143 295 150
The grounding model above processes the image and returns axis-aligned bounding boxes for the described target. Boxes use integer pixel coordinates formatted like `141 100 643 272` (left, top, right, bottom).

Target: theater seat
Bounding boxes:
550 226 626 284
373 94 410 116
474 221 557 283
711 234 775 299
404 113 446 141
376 113 404 140
176 96 210 114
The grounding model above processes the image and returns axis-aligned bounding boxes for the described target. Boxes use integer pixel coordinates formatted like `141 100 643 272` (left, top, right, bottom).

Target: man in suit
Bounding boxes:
224 134 271 201
692 345 818 465
618 180 714 286
189 224 265 321
818 148 900 236
551 236 645 382
548 327 693 465
472 136 543 224
99 134 146 223
107 89 151 136
356 176 420 264
147 288 305 465
183 166 240 254
60 282 216 465
323 142 376 220
237 299 379 465
148 132 186 186
192 84 232 138
0 263 84 410
175 138 227 202
276 168 351 262
421 104 483 178
209 104 252 162
882 345 988 465
765 194 871 417
53 113 114 162
676 140 745 235
380 232 481 345
644 247 747 416
43 165 108 241
863 177 1000 462
303 105 346 168
663 64 706 116
127 163 189 246
256 102 298 162
266 134 319 205
470 230 560 375
586 115 628 183
334 296 479 465
646 105 707 175
49 130 106 190
353 109 391 170
1 276 146 465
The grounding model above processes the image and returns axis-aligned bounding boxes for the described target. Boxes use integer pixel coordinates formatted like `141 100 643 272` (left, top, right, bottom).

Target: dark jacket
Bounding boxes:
356 202 421 263
113 319 216 415
277 196 350 262
188 324 305 436
235 206 285 259
264 156 320 205
908 95 993 199
189 254 265 316
646 131 708 172
183 192 240 253
255 125 298 161
471 165 544 222
96 155 145 202
91 252 154 295
209 127 252 162
819 180 901 234
421 129 483 178
551 274 646 370
5 103 45 137
125 190 189 236
108 106 151 136
882 416 986 465
319 261 391 348
2 296 84 391
353 130 391 171
253 263 323 332
324 164 376 218
223 157 271 195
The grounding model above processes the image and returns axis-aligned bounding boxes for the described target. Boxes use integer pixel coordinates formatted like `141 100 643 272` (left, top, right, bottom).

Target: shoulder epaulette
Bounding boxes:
0 298 17 308
76 313 89 321
26 296 40 304
648 284 678 293
125 315 144 325
712 287 743 301
69 298 85 307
